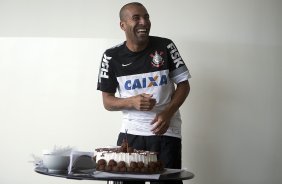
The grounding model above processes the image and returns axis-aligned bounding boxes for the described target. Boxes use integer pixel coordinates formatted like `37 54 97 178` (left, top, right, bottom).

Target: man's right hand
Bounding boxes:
131 93 156 111
102 92 156 111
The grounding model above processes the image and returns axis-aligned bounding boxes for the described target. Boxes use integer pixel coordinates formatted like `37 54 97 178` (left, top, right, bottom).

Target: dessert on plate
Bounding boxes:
95 138 164 173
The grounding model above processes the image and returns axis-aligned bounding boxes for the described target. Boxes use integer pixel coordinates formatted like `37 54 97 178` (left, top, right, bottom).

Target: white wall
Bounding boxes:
0 0 281 184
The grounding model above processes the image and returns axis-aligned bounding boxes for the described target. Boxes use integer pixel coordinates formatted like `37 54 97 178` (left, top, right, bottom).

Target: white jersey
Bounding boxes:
97 36 191 138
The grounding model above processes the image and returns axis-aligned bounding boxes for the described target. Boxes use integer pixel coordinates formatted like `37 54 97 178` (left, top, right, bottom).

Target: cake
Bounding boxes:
95 139 164 173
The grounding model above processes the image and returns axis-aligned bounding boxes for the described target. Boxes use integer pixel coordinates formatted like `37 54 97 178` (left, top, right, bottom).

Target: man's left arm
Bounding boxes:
151 80 190 135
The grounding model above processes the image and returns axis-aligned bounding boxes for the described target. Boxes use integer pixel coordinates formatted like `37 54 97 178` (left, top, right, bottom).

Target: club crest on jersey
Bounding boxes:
150 51 164 67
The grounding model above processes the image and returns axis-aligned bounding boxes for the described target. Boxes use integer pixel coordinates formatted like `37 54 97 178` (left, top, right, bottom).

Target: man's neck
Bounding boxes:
126 39 149 52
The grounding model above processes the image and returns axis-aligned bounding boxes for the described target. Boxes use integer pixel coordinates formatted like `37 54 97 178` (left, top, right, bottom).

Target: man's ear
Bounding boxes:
120 21 125 31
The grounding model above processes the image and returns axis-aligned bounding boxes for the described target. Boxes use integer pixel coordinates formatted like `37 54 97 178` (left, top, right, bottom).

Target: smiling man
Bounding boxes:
119 2 151 52
97 2 191 184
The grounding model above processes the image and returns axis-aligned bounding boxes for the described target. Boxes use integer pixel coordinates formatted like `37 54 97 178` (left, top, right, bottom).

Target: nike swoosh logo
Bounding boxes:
122 63 132 67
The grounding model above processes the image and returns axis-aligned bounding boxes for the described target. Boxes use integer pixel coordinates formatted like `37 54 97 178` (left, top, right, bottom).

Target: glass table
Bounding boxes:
35 166 194 183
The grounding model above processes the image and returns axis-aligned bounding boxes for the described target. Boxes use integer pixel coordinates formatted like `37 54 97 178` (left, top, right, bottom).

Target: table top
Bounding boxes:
35 167 194 182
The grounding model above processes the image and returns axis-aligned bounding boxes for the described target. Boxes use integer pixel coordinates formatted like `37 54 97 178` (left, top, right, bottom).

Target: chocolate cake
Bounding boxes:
95 139 164 173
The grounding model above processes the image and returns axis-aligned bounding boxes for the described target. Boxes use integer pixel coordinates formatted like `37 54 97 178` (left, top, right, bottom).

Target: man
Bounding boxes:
97 2 191 184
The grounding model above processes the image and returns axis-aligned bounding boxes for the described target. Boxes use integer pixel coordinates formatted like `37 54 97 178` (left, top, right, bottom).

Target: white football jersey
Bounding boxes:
97 36 191 138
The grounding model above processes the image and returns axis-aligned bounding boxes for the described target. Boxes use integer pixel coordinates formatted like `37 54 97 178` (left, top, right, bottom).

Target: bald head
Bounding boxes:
119 2 145 21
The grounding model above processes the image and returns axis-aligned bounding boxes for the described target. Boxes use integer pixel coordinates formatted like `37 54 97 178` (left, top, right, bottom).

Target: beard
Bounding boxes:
136 35 149 45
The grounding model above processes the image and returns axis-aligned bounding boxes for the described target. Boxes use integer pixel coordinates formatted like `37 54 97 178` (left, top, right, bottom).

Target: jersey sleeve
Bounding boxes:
166 40 191 84
97 52 118 93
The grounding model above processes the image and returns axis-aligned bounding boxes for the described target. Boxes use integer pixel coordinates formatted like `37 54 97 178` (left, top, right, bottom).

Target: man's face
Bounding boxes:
120 5 151 45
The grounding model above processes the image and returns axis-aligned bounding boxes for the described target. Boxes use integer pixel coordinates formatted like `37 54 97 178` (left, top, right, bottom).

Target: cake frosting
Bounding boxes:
95 139 164 173
95 148 158 166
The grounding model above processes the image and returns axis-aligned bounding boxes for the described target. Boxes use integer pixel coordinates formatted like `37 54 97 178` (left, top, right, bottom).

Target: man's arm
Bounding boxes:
151 80 190 135
102 92 156 111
